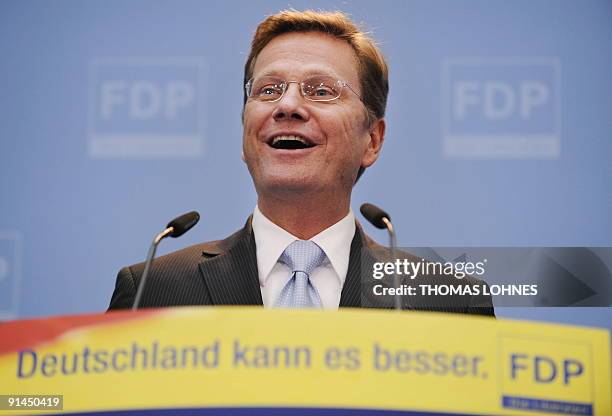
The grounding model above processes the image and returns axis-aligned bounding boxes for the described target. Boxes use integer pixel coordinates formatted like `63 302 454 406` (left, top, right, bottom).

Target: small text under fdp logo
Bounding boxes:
442 58 560 159
88 57 206 159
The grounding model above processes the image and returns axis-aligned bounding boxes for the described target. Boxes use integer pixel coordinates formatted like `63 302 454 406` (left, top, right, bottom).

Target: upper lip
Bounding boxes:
265 132 317 146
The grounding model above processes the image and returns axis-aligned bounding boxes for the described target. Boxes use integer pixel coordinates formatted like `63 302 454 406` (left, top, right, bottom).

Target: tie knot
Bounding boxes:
280 240 326 276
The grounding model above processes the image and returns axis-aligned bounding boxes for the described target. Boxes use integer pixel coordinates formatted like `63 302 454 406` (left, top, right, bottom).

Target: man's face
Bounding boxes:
242 32 384 199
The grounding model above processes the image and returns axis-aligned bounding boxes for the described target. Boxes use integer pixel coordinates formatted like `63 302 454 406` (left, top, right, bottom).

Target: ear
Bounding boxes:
241 150 246 162
361 118 386 168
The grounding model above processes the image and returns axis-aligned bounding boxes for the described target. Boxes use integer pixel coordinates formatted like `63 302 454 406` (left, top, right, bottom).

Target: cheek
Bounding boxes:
335 109 369 150
320 105 365 140
243 104 267 137
242 113 258 155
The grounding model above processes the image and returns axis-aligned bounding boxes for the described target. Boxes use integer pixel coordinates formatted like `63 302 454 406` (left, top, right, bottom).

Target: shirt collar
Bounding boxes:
310 210 355 288
252 205 356 287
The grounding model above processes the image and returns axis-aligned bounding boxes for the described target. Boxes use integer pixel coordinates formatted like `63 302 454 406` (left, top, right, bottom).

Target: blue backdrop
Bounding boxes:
1 0 610 329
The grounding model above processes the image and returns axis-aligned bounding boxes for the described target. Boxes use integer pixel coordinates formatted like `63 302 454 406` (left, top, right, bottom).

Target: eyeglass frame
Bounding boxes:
244 75 363 104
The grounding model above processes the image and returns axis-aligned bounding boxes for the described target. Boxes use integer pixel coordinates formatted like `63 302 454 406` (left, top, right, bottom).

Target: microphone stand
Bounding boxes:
132 226 174 311
130 211 200 311
381 217 401 311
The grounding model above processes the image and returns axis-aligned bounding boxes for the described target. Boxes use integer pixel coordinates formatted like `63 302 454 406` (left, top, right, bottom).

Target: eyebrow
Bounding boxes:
254 67 343 80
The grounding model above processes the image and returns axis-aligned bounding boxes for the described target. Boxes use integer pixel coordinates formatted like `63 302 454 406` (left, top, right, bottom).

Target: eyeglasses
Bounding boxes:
245 75 361 103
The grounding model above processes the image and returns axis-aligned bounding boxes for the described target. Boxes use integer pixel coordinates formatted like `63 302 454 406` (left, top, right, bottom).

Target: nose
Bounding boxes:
272 82 310 122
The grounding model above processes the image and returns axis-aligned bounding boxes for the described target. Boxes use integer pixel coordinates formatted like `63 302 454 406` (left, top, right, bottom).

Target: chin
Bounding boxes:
268 177 315 192
259 172 322 194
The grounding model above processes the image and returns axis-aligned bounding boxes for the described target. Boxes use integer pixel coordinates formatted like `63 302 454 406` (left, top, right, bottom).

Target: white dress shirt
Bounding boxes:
252 205 356 310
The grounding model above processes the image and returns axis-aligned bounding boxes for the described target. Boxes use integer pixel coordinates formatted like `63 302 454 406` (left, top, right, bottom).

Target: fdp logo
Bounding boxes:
88 58 206 158
499 336 594 415
0 232 22 319
442 58 560 159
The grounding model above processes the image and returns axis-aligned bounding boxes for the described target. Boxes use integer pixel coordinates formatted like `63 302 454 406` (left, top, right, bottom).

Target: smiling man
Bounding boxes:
242 28 385 241
108 10 494 315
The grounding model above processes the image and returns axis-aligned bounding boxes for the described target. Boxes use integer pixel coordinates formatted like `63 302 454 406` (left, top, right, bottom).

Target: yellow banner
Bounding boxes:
0 308 609 415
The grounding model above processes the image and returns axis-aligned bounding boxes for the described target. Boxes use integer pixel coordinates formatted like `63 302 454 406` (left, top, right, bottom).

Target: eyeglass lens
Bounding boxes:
248 76 342 102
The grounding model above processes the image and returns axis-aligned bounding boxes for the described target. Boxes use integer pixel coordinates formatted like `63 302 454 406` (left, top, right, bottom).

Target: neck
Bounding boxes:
258 192 350 240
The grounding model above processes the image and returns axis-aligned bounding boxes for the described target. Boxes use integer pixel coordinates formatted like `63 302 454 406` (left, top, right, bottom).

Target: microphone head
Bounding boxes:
167 211 200 238
360 203 391 229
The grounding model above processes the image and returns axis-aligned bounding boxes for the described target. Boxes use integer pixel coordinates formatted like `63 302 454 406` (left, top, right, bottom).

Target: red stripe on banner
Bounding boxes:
0 309 159 355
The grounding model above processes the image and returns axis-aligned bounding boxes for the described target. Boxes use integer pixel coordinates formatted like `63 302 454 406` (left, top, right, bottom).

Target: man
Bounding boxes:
109 10 494 316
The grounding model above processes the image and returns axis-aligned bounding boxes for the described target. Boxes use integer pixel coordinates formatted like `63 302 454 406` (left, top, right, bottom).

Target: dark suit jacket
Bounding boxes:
108 219 495 316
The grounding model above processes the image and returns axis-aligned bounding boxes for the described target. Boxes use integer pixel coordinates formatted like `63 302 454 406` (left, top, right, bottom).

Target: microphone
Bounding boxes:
360 203 391 230
132 211 200 310
167 211 200 237
360 203 401 310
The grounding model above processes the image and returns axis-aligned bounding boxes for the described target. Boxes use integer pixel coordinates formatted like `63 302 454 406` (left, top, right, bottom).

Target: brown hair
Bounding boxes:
243 10 389 126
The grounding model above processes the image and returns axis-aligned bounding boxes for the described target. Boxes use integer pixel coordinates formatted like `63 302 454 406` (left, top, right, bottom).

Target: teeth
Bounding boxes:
271 135 309 145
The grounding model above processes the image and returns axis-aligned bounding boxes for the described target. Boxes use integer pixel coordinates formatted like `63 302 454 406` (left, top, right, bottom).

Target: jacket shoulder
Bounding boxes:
108 223 251 311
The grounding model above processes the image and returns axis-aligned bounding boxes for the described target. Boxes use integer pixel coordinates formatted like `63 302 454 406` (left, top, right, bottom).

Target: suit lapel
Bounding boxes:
339 225 367 308
198 219 263 305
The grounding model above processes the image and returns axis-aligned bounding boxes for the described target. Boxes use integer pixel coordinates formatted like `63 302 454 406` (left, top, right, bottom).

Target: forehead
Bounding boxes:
252 32 360 87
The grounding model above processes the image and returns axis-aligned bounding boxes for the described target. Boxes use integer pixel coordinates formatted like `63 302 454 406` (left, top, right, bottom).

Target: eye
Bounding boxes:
248 78 285 100
313 85 335 96
259 84 283 96
303 77 340 100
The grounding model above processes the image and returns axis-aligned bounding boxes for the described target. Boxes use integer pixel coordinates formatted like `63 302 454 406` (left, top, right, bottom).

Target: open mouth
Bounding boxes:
268 135 316 150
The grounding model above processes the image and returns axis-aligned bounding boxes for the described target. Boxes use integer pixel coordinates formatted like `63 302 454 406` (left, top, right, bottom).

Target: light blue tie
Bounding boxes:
275 240 326 308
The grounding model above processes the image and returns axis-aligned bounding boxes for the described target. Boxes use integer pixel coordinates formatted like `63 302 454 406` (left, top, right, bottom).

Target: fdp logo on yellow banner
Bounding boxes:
499 335 593 415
